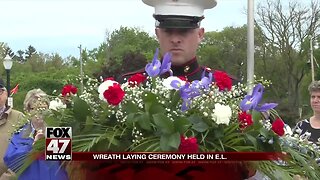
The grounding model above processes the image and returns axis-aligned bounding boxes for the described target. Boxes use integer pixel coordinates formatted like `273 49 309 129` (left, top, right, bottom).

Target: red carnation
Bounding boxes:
128 73 146 87
178 136 198 152
103 83 125 106
238 111 253 129
213 70 232 91
272 118 285 136
61 84 78 97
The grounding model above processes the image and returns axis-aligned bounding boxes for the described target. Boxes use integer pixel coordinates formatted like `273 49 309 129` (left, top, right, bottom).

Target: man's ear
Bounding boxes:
198 28 205 43
155 28 160 39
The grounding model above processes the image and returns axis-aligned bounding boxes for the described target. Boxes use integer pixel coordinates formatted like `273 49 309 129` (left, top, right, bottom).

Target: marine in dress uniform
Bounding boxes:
82 0 250 179
119 0 238 84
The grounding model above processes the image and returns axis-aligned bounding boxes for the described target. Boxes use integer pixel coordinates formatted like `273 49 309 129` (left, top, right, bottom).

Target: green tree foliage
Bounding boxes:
96 27 158 79
0 42 7 58
5 51 80 111
25 45 37 60
5 47 15 58
198 26 264 79
107 26 158 61
15 50 25 63
255 0 320 123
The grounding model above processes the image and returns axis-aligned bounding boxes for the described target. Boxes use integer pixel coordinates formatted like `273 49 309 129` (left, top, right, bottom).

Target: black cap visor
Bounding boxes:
154 15 204 29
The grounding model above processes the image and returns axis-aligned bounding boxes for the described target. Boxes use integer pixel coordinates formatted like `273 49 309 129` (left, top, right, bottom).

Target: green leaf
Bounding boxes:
125 113 138 128
153 114 174 134
252 110 262 121
168 132 180 149
259 127 270 138
192 122 209 132
130 137 160 152
245 133 258 148
188 115 209 132
173 117 191 134
45 114 62 127
143 92 157 110
213 127 224 139
83 116 95 132
137 113 152 131
73 96 91 122
169 90 181 109
160 134 171 151
188 114 203 124
122 101 139 114
160 133 180 151
148 103 166 115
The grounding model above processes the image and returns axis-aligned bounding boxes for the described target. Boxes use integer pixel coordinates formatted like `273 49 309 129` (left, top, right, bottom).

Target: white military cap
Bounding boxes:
142 0 217 28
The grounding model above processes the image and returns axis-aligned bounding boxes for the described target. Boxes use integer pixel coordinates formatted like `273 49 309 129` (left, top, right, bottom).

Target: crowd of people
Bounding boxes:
0 0 318 179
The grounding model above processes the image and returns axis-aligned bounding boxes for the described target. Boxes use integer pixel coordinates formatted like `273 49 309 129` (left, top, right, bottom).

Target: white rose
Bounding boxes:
213 103 232 125
49 98 66 111
98 80 118 101
162 76 186 90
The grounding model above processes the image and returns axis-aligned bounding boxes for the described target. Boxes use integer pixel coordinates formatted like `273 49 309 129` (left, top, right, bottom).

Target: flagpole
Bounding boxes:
247 0 255 94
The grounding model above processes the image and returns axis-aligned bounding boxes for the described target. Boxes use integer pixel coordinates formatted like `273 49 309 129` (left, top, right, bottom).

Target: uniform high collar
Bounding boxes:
170 57 200 77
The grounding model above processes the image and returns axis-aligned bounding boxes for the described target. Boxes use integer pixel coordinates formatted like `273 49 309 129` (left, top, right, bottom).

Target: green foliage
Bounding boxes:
198 26 257 79
10 67 79 111
95 27 158 79
107 26 158 60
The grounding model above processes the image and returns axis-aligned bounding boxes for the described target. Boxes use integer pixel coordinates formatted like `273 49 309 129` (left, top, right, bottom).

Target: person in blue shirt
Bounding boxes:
3 89 68 180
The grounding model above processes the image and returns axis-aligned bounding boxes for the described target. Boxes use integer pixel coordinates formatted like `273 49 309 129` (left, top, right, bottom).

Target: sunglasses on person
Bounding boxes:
0 87 7 95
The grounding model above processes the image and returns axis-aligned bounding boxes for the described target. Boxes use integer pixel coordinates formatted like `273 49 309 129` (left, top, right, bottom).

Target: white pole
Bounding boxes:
247 0 255 94
78 45 84 94
310 37 315 82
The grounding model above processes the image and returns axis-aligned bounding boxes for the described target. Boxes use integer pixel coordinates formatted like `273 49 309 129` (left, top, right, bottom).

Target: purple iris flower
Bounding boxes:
170 80 183 89
180 84 201 100
145 49 172 77
181 100 191 112
159 52 172 74
240 83 277 112
199 75 212 89
201 70 213 82
179 84 201 112
164 70 212 112
189 73 212 90
145 60 161 77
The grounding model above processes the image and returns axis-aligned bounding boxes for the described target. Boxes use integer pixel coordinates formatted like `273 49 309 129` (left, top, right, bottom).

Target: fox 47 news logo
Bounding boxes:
45 127 72 161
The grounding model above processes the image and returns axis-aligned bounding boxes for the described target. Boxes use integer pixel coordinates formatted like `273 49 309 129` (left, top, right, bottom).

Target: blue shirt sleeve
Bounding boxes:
3 124 69 180
3 126 34 172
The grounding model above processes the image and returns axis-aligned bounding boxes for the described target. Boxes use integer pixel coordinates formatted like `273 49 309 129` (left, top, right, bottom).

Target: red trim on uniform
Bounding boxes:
184 67 202 81
122 68 145 78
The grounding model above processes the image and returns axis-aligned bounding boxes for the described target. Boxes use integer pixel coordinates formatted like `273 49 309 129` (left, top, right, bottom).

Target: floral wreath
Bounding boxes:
18 49 320 179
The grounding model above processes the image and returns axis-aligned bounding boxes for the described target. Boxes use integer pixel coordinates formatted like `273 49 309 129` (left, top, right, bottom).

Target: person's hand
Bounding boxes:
33 129 45 145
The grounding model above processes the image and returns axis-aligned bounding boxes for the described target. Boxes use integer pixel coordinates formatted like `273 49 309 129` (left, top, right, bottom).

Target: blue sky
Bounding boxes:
0 0 249 58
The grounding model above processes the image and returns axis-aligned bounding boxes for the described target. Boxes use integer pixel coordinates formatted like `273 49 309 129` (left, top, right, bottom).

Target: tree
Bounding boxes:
25 45 37 60
198 26 264 80
16 50 25 63
255 0 320 122
0 42 6 58
5 47 15 58
96 27 158 79
107 26 158 61
26 53 46 72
